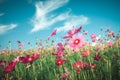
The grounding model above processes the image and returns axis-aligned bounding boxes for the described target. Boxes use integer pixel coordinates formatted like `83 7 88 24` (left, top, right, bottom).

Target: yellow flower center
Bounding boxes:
28 58 32 61
74 39 80 44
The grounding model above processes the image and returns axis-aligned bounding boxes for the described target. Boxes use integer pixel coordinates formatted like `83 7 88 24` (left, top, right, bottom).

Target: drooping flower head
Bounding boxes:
68 34 84 50
50 29 57 36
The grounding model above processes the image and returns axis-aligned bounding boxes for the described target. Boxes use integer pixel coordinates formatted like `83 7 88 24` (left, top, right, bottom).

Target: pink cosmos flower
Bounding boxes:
19 42 24 48
63 26 76 39
60 73 68 79
63 26 82 39
81 50 91 58
108 31 114 37
0 60 6 67
68 34 84 49
91 34 97 39
52 42 65 57
60 68 70 79
83 31 88 35
50 29 57 36
108 41 114 47
74 26 82 34
92 39 96 42
2 48 7 52
91 63 96 69
46 36 50 41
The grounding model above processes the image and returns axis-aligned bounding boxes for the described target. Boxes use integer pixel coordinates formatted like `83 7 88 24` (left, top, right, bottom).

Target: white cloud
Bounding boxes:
57 15 89 32
31 0 89 33
31 0 69 33
0 24 17 35
0 13 4 16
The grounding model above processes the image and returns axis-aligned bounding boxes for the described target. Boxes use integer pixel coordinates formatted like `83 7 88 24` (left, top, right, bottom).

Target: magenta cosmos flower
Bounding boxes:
68 34 84 49
55 58 66 66
63 26 82 39
3 57 19 74
73 61 83 70
0 60 6 67
19 53 40 64
50 29 57 36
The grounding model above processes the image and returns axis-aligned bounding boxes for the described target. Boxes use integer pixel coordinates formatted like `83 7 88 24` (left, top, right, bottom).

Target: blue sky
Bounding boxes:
0 0 120 50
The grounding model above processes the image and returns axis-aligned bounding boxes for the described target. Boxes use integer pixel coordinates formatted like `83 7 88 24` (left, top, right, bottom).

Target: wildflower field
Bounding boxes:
0 26 120 80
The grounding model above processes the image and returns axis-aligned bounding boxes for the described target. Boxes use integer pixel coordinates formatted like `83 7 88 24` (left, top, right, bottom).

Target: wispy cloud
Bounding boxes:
57 15 89 32
31 0 89 33
31 0 69 33
0 24 17 35
0 13 4 16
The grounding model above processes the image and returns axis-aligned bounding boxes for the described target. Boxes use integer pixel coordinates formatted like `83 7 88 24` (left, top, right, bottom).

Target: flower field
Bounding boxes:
0 26 120 80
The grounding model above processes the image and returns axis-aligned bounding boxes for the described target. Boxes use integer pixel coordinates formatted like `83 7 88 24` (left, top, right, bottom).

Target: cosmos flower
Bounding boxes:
60 67 70 79
92 39 96 42
91 34 97 39
91 63 96 69
68 34 84 50
60 73 69 79
76 70 81 75
73 61 83 70
83 62 90 70
57 43 64 57
3 61 17 74
2 48 7 53
81 50 91 58
108 31 114 37
0 60 6 67
108 41 114 47
46 36 50 41
19 42 24 48
74 26 82 34
63 26 82 39
52 42 65 57
94 54 102 61
3 57 19 74
55 58 65 66
19 53 40 64
83 31 88 35
50 29 57 36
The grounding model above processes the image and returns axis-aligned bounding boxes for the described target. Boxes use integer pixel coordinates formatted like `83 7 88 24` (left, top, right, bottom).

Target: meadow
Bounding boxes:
0 26 120 80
